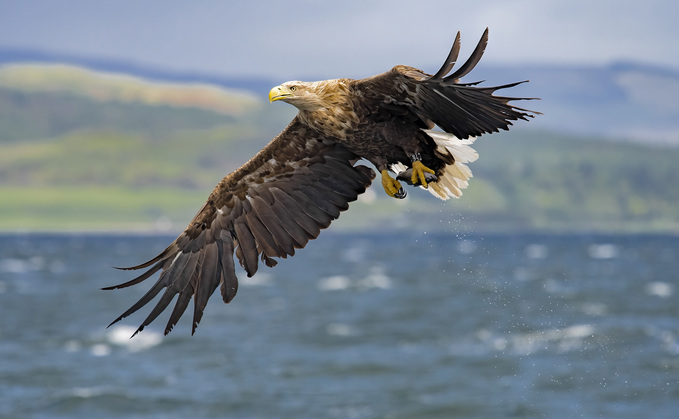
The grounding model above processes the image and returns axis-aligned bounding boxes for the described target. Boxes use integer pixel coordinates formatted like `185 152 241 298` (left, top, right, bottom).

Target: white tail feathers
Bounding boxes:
424 129 478 200
392 130 479 200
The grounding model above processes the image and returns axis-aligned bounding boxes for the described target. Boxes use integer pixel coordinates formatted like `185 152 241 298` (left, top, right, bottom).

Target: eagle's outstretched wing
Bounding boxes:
355 28 539 139
104 117 374 335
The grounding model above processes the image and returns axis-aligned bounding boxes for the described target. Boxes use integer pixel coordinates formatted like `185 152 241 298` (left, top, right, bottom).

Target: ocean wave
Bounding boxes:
525 243 548 259
478 324 596 355
317 267 392 292
645 281 674 298
63 325 164 357
588 243 619 259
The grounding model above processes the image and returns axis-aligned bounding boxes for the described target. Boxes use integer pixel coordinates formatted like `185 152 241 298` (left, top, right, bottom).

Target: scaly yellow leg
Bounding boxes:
381 170 405 198
411 160 436 188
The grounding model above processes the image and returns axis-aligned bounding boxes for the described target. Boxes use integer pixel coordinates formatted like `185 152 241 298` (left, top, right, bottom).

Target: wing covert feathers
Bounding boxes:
106 120 374 335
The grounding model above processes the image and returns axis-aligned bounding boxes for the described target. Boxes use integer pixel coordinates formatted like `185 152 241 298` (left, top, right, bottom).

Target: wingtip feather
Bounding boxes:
430 31 461 80
445 28 489 82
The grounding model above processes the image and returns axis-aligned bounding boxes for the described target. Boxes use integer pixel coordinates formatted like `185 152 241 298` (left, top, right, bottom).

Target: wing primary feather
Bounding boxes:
102 259 167 290
270 188 320 239
415 82 538 139
251 196 296 256
314 167 364 198
310 182 350 211
164 252 204 335
107 252 191 330
430 31 461 80
446 27 489 82
244 208 285 258
163 284 194 335
289 191 333 228
241 197 284 257
233 220 259 276
267 198 310 247
113 245 175 271
192 242 221 333
323 156 374 186
298 186 342 218
133 252 199 336
217 233 239 304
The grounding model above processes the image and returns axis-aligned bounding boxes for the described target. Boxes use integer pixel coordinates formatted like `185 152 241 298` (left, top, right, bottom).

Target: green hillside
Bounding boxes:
0 87 238 142
462 131 679 232
1 64 677 233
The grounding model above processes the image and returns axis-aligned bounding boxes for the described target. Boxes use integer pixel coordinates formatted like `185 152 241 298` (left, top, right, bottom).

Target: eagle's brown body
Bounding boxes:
105 29 538 336
322 76 439 172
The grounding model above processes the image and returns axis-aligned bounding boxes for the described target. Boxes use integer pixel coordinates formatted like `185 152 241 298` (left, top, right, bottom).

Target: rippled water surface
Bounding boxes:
1 232 678 418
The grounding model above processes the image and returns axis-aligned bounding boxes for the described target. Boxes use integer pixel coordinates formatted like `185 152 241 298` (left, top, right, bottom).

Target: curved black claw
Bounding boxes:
394 187 407 199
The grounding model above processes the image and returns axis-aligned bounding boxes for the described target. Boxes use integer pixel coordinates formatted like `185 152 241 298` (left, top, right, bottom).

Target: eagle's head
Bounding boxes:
269 80 346 112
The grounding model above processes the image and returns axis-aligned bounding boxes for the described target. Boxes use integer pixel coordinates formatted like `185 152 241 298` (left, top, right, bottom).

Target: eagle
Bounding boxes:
105 29 538 336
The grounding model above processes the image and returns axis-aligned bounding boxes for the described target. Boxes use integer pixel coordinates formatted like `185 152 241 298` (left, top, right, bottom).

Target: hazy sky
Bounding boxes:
0 0 676 80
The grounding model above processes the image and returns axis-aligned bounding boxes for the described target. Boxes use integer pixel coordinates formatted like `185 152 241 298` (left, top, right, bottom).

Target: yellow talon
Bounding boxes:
381 170 404 198
411 160 436 187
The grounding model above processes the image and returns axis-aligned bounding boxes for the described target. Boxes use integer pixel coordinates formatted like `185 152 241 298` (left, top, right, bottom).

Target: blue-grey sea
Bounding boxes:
1 232 678 418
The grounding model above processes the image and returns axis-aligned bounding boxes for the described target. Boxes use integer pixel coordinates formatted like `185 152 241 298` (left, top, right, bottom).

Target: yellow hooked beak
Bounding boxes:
269 85 294 102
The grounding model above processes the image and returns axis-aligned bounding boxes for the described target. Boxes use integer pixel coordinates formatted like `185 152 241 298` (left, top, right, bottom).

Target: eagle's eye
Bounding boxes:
289 86 297 92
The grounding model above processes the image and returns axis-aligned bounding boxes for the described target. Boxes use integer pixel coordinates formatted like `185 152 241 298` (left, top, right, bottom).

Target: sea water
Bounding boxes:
1 232 678 418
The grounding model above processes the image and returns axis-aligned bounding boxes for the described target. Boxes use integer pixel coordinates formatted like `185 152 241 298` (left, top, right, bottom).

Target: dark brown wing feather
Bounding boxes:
443 27 488 83
354 28 539 139
430 31 461 81
104 117 374 335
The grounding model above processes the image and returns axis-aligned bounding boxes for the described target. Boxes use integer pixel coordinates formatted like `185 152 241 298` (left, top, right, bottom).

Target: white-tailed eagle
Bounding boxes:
105 29 538 335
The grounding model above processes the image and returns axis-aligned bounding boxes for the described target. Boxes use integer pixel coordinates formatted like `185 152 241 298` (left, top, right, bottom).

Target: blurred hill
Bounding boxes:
0 64 260 142
3 47 679 144
0 48 277 96
1 61 677 233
